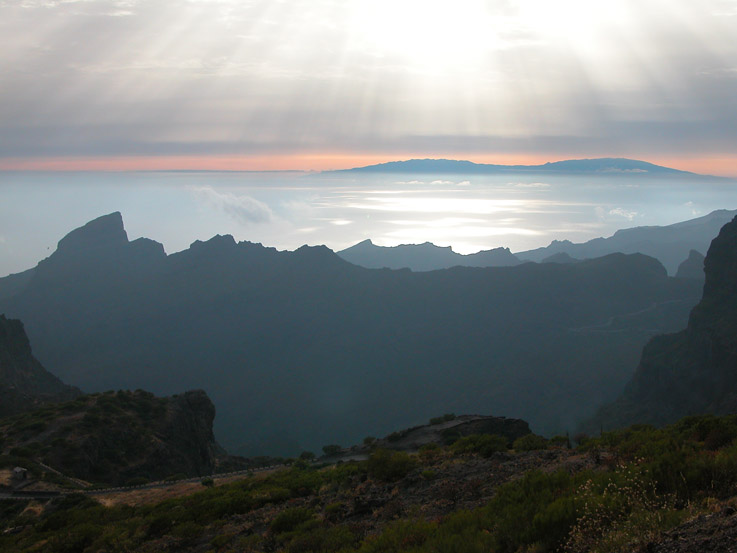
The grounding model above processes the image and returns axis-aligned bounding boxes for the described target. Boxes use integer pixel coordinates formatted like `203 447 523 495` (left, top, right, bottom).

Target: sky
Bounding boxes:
1 0 736 175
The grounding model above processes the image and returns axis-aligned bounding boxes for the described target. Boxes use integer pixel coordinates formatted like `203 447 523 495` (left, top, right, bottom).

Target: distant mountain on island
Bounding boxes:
331 158 704 176
0 213 702 455
338 240 521 271
588 214 737 431
516 209 737 275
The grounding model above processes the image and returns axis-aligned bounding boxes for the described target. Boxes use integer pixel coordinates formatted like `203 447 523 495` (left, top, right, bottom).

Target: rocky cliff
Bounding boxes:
592 215 737 429
675 249 705 280
0 315 80 417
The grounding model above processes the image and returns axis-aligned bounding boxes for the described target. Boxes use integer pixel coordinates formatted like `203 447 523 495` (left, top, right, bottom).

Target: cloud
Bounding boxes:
608 208 638 221
1 0 736 170
513 182 550 188
190 186 273 224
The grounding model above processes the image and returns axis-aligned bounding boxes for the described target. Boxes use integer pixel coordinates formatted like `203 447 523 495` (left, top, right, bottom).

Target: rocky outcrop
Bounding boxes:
0 388 225 485
591 215 737 429
328 415 532 460
675 249 705 280
0 315 80 416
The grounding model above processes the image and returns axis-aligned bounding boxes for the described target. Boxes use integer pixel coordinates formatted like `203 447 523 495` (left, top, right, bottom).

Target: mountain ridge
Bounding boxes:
329 157 710 177
516 208 737 274
588 214 737 430
338 239 521 271
0 213 702 455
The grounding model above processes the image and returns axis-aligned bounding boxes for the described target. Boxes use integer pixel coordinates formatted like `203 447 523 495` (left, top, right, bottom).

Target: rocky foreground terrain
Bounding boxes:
5 414 737 553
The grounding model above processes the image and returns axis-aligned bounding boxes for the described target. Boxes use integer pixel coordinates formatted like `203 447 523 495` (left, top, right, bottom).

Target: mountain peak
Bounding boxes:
56 212 128 255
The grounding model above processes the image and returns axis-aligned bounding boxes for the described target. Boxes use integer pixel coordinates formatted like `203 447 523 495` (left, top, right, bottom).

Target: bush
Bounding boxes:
513 434 549 451
270 507 315 534
451 434 508 457
367 449 416 481
429 413 456 425
322 444 342 456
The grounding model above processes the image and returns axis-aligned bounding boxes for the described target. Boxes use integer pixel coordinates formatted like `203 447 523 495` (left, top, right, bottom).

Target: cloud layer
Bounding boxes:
1 0 736 171
191 186 273 224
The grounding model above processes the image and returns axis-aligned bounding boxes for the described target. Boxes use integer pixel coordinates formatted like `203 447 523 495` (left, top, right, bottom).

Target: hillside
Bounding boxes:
0 213 702 455
0 315 80 417
0 389 227 486
337 239 521 271
590 214 737 430
516 208 737 274
4 413 737 553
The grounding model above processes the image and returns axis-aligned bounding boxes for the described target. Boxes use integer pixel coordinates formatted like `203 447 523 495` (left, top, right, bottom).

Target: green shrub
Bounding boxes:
549 435 570 448
367 449 416 481
451 434 508 457
270 507 315 534
513 434 549 451
429 413 456 425
322 444 342 456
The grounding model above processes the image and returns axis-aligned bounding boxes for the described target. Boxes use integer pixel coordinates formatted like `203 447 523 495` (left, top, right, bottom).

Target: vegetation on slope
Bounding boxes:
3 414 737 552
0 389 225 486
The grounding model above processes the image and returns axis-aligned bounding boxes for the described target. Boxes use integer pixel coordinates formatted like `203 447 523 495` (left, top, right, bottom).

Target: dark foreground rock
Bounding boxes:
650 506 737 553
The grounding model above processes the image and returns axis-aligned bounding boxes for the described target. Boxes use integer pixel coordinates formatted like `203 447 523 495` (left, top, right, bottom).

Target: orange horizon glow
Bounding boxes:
0 154 735 178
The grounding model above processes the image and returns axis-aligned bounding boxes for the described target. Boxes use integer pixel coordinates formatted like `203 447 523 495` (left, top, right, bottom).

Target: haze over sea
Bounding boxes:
1 169 735 277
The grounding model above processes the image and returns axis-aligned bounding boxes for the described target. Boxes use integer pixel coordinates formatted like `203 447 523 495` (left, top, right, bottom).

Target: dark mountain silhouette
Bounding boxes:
0 315 80 417
0 213 702 455
337 239 521 271
541 252 579 265
589 215 737 430
516 209 737 274
331 158 700 176
675 250 706 280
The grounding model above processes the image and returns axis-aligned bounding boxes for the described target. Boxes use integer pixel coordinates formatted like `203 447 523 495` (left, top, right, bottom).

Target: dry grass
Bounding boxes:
96 467 280 507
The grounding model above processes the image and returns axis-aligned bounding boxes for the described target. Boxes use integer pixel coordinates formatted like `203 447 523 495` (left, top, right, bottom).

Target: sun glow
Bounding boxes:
349 0 499 72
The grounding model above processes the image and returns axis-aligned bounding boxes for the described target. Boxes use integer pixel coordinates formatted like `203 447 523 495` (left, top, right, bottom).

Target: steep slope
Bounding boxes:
516 209 736 274
0 389 224 485
0 214 702 455
591 215 737 429
0 315 80 417
338 239 521 271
